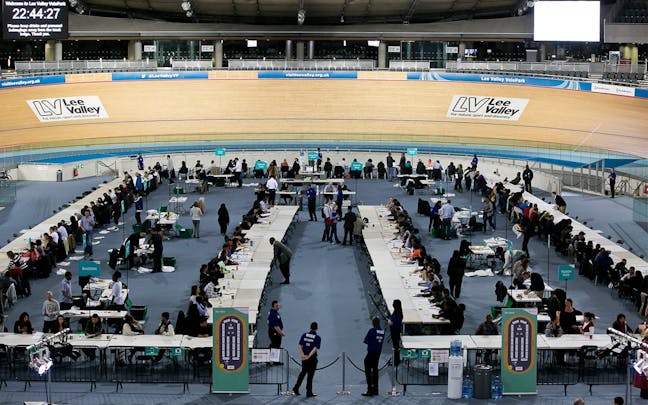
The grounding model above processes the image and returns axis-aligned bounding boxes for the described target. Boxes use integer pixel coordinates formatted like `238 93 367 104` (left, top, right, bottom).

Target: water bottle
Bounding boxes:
462 375 473 399
491 375 502 399
249 240 254 247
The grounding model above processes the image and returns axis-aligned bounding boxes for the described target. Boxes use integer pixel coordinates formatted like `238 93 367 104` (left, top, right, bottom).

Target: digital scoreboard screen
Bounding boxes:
534 1 600 42
2 0 68 40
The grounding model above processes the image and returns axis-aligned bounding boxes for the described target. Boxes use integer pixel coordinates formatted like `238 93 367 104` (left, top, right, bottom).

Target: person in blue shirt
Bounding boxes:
388 300 403 367
362 316 385 396
267 300 285 363
471 154 478 170
137 154 144 171
609 168 617 198
307 184 317 221
292 322 321 397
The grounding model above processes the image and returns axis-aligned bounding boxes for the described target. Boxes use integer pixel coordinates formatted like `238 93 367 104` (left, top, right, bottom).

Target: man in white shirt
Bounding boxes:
50 226 59 244
57 222 69 255
234 158 243 187
110 271 125 310
59 271 73 310
321 199 333 242
440 200 455 240
166 155 175 183
266 176 279 206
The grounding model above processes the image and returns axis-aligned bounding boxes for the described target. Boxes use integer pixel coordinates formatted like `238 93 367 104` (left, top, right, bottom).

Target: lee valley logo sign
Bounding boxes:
447 95 529 121
27 96 109 122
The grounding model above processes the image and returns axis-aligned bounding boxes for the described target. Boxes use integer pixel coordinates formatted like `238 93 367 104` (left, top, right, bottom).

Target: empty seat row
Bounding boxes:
448 68 588 79
602 72 644 83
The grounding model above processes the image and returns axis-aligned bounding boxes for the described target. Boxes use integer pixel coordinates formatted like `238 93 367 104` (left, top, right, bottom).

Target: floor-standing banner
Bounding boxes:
501 308 537 395
212 307 249 393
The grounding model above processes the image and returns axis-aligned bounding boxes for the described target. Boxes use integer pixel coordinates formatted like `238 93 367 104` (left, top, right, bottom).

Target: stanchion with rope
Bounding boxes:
337 352 351 395
387 349 400 397
280 352 342 396
345 353 394 395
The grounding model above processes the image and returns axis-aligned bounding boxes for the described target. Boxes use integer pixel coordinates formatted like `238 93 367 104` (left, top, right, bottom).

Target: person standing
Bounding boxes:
270 237 292 285
321 199 332 242
42 291 60 333
166 155 175 184
150 227 163 273
189 202 203 238
447 250 466 298
218 203 229 235
234 158 243 187
80 208 96 258
59 271 73 310
482 196 496 232
134 191 143 224
522 165 534 193
609 168 617 198
266 175 278 206
440 199 455 240
342 206 357 245
267 300 285 357
388 300 403 367
385 152 396 181
307 184 317 221
471 154 478 170
293 322 321 397
137 154 144 171
329 204 341 244
362 316 385 397
109 271 126 310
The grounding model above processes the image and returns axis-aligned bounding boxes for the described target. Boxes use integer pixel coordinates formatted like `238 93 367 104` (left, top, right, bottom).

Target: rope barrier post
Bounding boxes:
336 352 350 395
279 350 295 396
387 351 400 397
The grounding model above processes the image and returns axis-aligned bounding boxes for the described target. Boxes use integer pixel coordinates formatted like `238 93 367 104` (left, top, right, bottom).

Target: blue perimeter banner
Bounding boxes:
258 71 357 79
0 75 65 89
111 71 208 81
407 72 591 91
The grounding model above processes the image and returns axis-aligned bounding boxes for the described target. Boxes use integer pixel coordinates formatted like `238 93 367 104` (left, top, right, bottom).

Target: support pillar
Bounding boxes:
296 41 305 60
458 42 466 60
127 40 142 60
307 40 315 60
213 40 223 68
285 40 293 60
45 40 62 61
378 41 387 69
539 44 547 61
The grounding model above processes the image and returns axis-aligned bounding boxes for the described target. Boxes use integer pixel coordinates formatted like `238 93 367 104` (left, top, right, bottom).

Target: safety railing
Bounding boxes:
227 59 376 70
447 60 647 74
14 59 158 75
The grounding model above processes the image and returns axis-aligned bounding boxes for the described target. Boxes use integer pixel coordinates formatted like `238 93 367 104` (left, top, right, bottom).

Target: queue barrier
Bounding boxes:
396 346 629 396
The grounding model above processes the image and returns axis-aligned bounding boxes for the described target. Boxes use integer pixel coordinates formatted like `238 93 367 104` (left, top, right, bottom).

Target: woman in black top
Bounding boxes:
388 299 403 366
218 203 230 235
14 312 33 334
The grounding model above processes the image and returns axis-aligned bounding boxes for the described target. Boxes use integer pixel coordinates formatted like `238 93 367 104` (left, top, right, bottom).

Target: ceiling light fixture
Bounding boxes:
297 9 306 25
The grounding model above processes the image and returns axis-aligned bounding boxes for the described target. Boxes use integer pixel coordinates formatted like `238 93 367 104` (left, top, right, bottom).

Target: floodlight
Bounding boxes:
186 10 193 17
181 1 191 12
297 9 306 25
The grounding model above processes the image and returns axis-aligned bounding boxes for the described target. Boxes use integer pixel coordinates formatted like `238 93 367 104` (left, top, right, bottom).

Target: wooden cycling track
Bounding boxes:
0 71 646 157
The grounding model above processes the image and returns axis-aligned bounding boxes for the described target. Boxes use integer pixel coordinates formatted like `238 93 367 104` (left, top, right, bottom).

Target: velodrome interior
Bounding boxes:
2 0 648 403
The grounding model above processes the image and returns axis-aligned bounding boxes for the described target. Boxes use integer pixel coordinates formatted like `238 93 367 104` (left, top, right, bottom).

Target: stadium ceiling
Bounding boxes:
78 0 527 25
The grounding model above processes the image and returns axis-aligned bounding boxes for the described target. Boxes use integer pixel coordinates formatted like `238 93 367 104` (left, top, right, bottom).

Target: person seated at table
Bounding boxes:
217 244 238 266
279 182 293 205
613 313 629 334
528 272 545 297
363 159 374 178
475 314 499 335
14 312 33 334
48 315 80 362
560 298 582 334
83 314 103 361
203 278 221 298
545 317 563 337
178 161 189 180
513 271 531 290
118 314 145 365
259 196 271 213
580 312 595 334
196 317 212 337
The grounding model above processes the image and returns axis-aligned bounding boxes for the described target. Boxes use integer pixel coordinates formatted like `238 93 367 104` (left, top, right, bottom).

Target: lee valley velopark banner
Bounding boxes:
27 95 108 122
447 95 529 121
501 308 537 395
212 307 249 393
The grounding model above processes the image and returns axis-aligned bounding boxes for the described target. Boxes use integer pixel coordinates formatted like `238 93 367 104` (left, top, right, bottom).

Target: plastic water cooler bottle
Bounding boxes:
447 340 464 399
